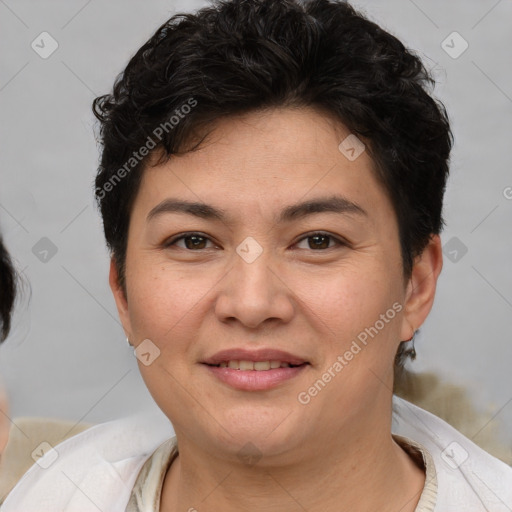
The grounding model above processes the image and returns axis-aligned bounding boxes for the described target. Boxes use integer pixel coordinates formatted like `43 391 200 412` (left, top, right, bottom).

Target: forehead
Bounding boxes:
134 107 395 226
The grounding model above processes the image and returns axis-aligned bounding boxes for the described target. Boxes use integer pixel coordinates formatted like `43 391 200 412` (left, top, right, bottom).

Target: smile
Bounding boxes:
208 360 305 370
203 362 309 391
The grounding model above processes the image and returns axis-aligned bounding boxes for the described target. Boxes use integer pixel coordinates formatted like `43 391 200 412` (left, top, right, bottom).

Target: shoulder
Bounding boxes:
392 395 512 510
0 417 92 503
1 411 174 512
395 370 511 463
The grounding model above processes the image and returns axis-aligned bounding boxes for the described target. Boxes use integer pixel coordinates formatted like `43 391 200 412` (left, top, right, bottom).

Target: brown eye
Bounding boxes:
308 234 330 250
164 233 214 250
295 232 344 251
183 235 208 250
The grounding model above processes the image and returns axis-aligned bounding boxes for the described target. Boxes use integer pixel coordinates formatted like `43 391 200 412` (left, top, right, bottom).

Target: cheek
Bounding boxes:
303 275 403 403
299 265 400 340
126 263 216 343
305 272 405 402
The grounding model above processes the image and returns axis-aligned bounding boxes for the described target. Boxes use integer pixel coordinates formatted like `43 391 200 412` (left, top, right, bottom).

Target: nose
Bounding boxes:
214 245 295 330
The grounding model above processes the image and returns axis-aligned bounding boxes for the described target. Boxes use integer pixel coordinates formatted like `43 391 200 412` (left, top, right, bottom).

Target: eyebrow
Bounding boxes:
147 195 367 224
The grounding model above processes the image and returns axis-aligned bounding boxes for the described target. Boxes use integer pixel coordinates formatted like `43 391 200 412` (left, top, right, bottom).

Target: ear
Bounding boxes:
109 257 133 340
400 235 443 340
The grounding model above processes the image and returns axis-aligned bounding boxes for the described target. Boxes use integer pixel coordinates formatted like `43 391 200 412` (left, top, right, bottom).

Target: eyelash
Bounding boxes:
163 231 348 251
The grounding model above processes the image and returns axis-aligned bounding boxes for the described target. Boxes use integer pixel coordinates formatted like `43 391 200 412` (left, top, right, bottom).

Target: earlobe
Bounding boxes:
109 258 133 339
400 235 443 341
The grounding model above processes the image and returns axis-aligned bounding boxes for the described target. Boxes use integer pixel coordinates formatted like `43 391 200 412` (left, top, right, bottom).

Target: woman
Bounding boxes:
3 0 512 510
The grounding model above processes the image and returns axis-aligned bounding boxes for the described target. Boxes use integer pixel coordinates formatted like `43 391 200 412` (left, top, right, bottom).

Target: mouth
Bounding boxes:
204 360 308 370
201 348 309 368
201 348 310 390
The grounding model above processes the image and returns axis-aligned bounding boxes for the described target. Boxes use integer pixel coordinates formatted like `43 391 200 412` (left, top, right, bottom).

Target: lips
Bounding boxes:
202 349 310 390
201 348 309 367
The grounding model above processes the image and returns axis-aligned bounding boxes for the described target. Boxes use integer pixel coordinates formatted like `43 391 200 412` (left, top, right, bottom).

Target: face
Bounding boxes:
111 107 441 465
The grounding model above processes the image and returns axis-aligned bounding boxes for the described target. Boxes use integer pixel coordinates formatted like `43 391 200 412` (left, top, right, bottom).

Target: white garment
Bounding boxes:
2 396 511 511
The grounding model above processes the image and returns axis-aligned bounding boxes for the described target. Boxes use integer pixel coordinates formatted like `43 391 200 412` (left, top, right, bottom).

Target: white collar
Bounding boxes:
3 397 511 511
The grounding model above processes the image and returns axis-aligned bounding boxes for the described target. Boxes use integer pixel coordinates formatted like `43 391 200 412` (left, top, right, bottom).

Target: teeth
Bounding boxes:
239 360 254 370
216 360 299 370
254 361 270 371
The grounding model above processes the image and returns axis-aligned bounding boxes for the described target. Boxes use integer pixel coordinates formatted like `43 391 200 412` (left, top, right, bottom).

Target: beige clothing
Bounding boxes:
0 417 91 503
126 434 437 512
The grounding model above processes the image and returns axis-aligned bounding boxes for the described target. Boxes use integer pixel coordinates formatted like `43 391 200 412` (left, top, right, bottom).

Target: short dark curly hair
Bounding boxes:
0 236 16 342
92 0 452 376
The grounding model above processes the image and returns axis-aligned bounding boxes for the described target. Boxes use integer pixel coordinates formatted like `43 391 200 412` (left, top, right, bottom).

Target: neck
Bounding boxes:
160 419 425 512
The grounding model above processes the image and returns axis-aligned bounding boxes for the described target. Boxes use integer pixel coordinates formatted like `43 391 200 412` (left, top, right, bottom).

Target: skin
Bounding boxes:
110 106 443 511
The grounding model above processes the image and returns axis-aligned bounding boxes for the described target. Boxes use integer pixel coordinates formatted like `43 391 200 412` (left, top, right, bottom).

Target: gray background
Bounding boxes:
1 0 511 450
